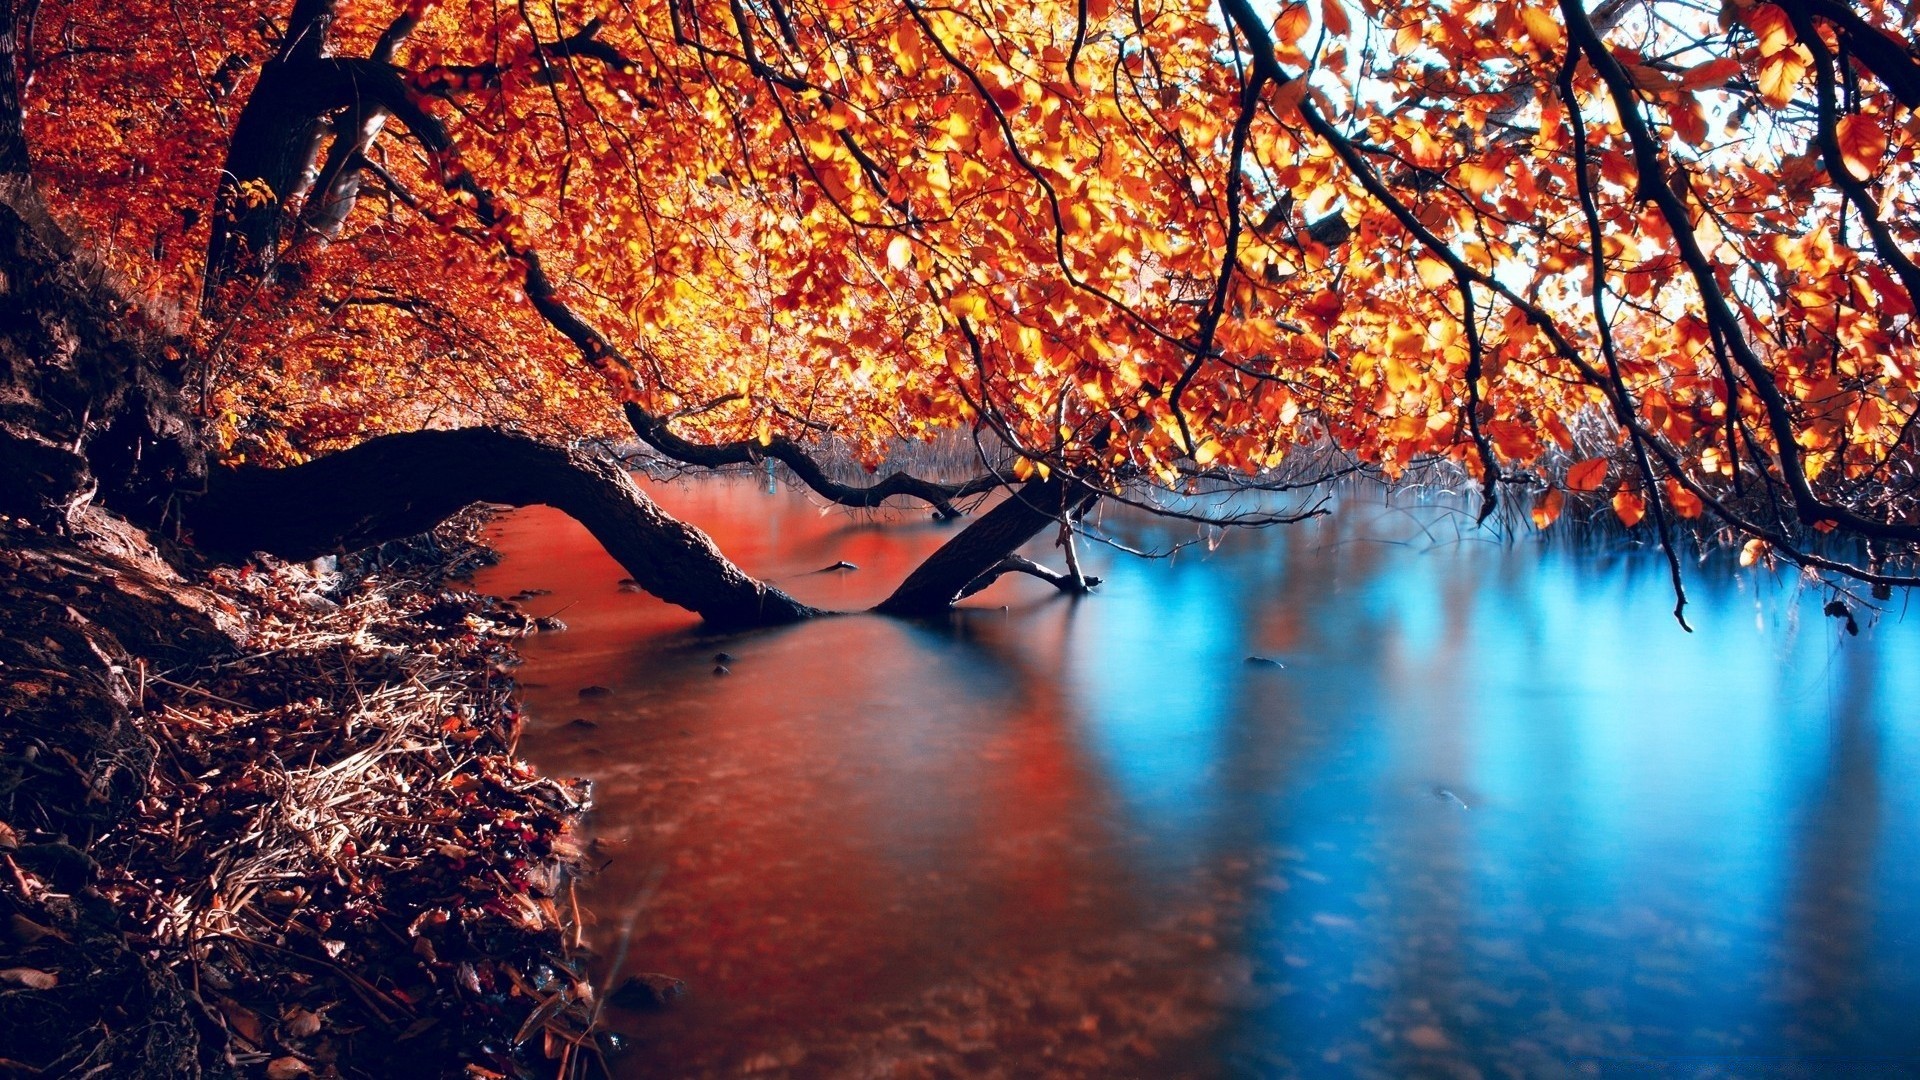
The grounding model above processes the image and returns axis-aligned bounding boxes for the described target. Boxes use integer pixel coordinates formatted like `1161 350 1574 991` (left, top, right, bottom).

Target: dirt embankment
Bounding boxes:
1 505 604 1078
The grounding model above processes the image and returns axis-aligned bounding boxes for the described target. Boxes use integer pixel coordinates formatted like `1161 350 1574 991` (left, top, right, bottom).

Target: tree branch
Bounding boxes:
623 403 1001 520
188 427 818 627
956 554 1100 600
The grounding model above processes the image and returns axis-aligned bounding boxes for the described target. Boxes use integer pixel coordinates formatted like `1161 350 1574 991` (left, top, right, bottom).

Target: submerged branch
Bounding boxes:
956 553 1101 600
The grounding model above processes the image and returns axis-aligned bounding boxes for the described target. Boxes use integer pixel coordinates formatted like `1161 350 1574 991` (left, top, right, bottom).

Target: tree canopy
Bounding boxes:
17 0 1920 610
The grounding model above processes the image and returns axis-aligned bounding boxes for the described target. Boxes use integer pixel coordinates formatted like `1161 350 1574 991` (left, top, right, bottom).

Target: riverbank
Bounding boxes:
0 505 601 1078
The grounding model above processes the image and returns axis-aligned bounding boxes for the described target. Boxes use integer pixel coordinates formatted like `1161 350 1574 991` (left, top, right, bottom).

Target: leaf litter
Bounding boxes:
1 511 612 1077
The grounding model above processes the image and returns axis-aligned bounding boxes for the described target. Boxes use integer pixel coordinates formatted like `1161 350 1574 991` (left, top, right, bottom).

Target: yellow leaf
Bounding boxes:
1757 49 1807 108
1747 4 1795 55
1385 355 1414 392
1520 8 1563 53
1458 161 1502 198
886 234 913 271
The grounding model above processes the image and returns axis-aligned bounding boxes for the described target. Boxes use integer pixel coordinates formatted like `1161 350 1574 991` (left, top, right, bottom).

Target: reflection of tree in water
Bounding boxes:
485 490 1920 1078
1778 633 1883 1049
531 576 1256 1076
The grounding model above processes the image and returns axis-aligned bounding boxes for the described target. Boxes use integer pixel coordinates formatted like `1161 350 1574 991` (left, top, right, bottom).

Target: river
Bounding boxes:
473 476 1920 1079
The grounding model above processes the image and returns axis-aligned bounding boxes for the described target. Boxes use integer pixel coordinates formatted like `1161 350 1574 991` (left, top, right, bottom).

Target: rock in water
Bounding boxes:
610 973 687 1011
1244 655 1285 668
578 685 612 698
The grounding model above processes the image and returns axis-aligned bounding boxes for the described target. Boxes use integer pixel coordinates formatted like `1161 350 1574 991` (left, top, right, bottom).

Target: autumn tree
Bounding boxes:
6 0 1919 624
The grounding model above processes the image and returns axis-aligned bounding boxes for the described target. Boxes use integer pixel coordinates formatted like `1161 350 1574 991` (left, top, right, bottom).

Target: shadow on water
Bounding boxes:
473 475 1920 1079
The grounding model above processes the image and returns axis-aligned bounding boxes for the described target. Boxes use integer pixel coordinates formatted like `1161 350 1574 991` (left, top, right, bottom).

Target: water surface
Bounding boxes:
474 478 1920 1078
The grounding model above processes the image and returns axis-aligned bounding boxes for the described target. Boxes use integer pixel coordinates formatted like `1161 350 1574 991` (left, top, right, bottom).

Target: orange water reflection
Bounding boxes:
477 482 1236 1077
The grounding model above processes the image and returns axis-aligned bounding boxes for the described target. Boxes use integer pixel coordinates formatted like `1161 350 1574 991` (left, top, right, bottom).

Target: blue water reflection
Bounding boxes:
482 481 1920 1078
1062 505 1920 1076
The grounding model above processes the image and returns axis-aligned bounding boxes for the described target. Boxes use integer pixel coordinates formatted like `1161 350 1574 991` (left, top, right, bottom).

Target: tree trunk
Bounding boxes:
188 428 819 627
0 199 205 531
0 0 28 183
874 475 1097 616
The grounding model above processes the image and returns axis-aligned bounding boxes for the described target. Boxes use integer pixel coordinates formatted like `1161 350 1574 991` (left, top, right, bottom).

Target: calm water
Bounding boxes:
474 477 1920 1079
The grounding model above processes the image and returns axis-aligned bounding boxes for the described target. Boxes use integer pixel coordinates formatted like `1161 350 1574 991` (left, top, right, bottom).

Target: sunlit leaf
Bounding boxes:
1836 114 1887 181
1530 487 1564 529
1612 487 1647 528
1566 457 1608 492
1665 477 1705 519
1520 8 1563 53
1320 0 1351 37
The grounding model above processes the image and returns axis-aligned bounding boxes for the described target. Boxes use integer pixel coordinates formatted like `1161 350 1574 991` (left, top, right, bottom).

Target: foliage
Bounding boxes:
19 0 1920 591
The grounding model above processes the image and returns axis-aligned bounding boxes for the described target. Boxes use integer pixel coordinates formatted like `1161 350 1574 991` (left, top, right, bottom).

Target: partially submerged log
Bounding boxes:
876 475 1098 616
188 428 819 628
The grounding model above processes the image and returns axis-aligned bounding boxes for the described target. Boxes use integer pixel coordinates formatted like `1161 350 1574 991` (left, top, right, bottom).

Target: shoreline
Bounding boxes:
1 506 604 1078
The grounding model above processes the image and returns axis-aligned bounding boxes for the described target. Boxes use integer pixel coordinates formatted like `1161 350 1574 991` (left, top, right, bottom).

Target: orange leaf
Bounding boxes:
1319 0 1351 38
1273 4 1312 46
1269 78 1309 116
1664 476 1704 518
1673 57 1742 91
1612 487 1646 527
1457 161 1503 198
1836 114 1887 181
1531 487 1565 529
1739 537 1771 567
1566 456 1609 492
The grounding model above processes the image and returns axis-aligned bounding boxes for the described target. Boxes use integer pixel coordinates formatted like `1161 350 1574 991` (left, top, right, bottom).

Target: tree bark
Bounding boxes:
955 554 1101 601
205 29 443 295
187 428 819 627
874 475 1097 616
0 0 28 183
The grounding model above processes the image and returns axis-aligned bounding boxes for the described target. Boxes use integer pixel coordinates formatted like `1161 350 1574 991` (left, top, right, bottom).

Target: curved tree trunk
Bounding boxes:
875 475 1098 616
187 428 819 627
